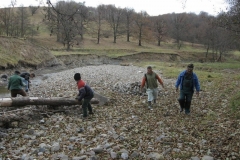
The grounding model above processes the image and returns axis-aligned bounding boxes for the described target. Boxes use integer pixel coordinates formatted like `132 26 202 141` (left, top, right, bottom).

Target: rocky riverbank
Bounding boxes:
0 65 239 160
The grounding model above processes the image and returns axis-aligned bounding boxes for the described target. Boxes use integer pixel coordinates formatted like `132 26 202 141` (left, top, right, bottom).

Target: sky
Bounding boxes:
0 0 229 16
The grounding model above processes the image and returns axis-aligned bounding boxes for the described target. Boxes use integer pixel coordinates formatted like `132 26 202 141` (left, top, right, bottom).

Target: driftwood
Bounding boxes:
0 97 99 127
0 97 99 107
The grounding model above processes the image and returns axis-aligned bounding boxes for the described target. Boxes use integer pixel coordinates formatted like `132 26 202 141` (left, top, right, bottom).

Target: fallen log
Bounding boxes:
0 97 99 107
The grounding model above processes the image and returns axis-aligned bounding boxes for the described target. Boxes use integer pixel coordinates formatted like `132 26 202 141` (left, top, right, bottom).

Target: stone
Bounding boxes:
110 152 117 159
39 147 46 153
149 152 164 160
27 129 35 135
104 143 114 149
163 148 171 155
39 119 45 124
51 142 60 152
92 147 104 154
77 128 84 133
156 135 165 142
202 155 214 160
112 145 120 151
121 152 128 159
38 152 43 156
173 148 181 152
191 157 200 160
58 154 68 160
72 156 87 160
69 137 77 142
68 145 74 150
130 151 139 158
89 156 98 160
39 143 47 148
35 131 45 137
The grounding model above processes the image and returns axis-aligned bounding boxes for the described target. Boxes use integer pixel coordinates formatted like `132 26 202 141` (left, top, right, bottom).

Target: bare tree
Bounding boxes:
105 5 123 43
152 16 167 46
133 11 151 46
44 0 87 50
29 5 39 16
0 8 11 36
171 13 188 49
16 6 31 37
123 8 135 42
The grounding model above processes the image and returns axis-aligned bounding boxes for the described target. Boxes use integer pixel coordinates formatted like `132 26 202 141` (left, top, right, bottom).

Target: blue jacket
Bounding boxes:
78 85 94 101
175 70 200 92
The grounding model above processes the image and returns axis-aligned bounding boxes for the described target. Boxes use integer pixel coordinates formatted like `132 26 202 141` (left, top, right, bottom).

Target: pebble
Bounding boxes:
121 152 128 159
92 147 104 154
51 142 60 152
110 152 117 159
191 157 200 160
202 155 214 160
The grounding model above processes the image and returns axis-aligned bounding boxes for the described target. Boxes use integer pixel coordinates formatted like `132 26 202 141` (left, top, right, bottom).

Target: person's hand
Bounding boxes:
196 91 199 97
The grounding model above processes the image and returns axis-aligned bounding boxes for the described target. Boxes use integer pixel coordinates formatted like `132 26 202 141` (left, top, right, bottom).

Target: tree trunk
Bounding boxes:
0 97 99 107
217 52 222 62
127 32 130 42
205 44 209 59
158 40 161 46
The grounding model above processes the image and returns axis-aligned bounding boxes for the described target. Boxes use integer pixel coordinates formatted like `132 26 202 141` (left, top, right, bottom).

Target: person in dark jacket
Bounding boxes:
74 73 94 118
175 64 200 114
20 72 35 92
8 71 27 97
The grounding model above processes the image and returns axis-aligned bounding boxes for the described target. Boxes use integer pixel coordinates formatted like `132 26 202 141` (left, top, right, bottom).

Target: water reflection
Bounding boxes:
0 85 10 98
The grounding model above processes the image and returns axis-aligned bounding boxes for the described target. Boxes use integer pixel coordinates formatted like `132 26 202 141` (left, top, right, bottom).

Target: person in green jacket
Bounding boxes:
8 71 27 97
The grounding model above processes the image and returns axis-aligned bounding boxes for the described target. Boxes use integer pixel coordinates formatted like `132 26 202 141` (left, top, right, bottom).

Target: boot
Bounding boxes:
88 103 94 115
178 99 185 113
148 101 153 110
185 101 191 115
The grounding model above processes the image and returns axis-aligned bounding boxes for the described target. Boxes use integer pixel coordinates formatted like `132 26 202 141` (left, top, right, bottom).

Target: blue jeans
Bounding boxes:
21 78 28 91
178 90 193 114
179 90 193 102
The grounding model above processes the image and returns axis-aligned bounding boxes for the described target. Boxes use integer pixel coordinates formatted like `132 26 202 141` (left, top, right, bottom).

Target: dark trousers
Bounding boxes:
82 98 93 117
178 90 193 114
11 89 27 97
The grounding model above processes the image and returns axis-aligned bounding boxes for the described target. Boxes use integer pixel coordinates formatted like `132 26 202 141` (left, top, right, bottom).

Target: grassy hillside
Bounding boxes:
0 36 55 69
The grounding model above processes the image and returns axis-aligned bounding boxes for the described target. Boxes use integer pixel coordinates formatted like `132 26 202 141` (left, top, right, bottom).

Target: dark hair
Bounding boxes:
187 64 194 69
74 73 81 81
30 73 35 77
147 66 152 69
14 70 20 74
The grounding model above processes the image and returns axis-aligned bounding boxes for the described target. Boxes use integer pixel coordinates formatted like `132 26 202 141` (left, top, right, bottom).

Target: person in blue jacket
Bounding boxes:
175 64 200 114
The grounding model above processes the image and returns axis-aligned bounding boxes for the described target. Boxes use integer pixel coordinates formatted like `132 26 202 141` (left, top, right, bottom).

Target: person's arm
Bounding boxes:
175 74 181 92
78 87 86 102
156 74 164 88
140 76 146 91
194 74 200 96
20 78 26 86
7 78 11 90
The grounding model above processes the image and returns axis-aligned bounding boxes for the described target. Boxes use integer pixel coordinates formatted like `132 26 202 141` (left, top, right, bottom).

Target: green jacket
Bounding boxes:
8 74 25 90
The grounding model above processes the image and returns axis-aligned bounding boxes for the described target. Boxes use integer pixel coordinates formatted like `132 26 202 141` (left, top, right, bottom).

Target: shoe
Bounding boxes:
82 116 91 120
89 112 94 115
25 89 28 92
148 106 153 110
180 108 183 113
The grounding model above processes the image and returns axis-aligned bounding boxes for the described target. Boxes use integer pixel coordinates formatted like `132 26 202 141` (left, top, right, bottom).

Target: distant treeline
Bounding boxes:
0 0 239 61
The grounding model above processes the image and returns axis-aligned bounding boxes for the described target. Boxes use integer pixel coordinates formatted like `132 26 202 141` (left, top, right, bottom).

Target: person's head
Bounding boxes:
30 73 35 78
186 64 194 74
14 70 20 75
147 66 153 74
74 73 81 81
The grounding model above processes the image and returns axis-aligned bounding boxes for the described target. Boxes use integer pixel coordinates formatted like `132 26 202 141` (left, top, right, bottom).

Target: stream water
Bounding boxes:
0 77 43 98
